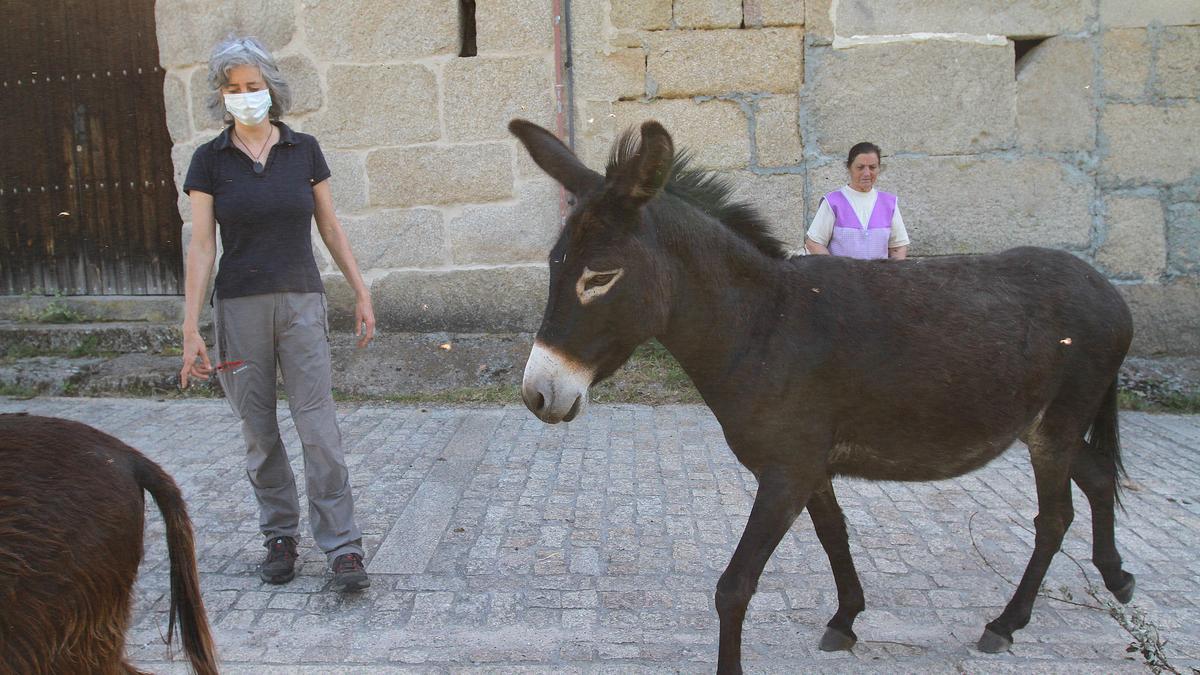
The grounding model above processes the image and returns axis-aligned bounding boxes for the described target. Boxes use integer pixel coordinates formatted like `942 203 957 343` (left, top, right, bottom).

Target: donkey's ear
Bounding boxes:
609 120 674 206
509 119 603 195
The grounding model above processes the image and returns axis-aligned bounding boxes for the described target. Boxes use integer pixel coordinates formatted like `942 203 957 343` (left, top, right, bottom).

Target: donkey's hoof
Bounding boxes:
1112 574 1136 604
819 626 857 652
977 628 1013 654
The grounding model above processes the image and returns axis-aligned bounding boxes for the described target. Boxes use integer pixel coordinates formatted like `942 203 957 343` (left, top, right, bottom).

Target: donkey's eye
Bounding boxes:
576 267 624 305
585 273 617 290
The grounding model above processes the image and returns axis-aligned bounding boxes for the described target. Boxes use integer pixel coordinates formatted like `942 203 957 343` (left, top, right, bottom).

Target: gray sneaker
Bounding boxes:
330 552 370 592
260 536 298 584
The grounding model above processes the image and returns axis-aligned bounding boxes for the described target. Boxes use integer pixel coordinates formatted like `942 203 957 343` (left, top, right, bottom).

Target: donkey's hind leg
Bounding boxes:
1071 455 1135 603
979 432 1078 653
808 481 865 651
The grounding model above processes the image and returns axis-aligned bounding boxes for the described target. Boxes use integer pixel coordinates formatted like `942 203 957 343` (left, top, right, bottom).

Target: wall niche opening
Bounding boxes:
1013 36 1049 76
459 0 477 57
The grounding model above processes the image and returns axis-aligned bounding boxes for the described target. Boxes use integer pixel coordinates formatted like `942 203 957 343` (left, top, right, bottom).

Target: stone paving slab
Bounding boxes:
3 397 1197 673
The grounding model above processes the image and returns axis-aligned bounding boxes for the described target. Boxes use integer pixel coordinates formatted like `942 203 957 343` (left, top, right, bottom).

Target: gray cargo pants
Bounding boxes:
214 292 363 564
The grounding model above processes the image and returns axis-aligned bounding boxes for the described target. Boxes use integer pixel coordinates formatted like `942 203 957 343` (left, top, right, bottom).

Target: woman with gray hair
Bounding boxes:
178 35 374 592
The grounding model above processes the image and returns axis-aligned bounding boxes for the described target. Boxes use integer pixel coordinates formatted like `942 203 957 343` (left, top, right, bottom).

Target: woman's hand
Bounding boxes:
179 329 212 388
354 293 376 348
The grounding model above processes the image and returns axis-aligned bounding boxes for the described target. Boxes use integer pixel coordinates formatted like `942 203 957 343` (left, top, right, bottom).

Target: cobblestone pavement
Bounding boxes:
4 397 1198 674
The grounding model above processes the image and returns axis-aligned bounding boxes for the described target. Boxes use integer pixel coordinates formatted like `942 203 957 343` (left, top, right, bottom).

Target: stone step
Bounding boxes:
0 295 187 323
75 353 203 397
0 353 219 397
0 357 108 396
0 321 197 357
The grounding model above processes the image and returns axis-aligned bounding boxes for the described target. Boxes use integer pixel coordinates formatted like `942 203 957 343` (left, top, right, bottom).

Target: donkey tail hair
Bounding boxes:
133 455 219 675
1085 376 1126 507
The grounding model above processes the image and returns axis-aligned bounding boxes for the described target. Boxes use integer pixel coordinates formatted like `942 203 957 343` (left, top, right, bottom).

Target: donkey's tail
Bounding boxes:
133 455 219 675
1085 376 1126 506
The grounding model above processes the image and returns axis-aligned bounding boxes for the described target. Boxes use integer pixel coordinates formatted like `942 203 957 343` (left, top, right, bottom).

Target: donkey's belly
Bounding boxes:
826 436 1015 482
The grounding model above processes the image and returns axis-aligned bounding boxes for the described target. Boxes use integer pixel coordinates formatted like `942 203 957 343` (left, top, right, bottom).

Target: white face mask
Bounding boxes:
223 89 272 126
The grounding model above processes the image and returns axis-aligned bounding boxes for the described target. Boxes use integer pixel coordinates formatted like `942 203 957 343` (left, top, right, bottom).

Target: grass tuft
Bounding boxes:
591 340 703 405
328 341 701 406
0 382 39 398
19 300 86 324
67 335 117 359
2 343 41 360
332 385 519 405
1119 389 1200 414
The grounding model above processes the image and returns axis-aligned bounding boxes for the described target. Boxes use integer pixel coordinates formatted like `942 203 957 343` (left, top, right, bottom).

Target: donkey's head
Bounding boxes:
510 119 676 423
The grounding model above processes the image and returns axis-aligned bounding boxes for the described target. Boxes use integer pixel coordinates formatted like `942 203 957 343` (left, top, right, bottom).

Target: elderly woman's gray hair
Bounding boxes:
205 35 291 122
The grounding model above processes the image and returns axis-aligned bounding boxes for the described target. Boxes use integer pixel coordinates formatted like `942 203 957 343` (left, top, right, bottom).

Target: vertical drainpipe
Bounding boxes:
552 0 575 225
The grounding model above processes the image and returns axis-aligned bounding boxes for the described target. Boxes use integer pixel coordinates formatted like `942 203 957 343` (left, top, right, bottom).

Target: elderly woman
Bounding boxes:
805 142 910 260
178 36 374 592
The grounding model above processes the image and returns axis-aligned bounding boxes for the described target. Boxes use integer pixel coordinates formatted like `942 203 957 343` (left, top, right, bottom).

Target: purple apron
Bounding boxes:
825 189 896 260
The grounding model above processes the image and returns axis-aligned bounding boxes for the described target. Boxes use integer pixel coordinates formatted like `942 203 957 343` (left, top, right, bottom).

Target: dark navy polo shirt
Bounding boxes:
183 121 330 299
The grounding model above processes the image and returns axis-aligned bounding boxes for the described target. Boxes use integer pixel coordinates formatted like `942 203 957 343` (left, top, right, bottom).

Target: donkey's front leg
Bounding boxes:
715 472 813 674
808 481 866 651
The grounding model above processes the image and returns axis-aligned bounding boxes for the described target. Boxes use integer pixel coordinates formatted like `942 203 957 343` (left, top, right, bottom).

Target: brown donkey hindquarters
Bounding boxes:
0 413 218 675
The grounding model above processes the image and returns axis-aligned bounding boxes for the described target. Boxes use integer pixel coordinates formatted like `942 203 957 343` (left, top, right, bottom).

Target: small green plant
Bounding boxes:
1120 390 1154 411
87 381 224 400
327 340 700 406
2 342 41 360
1120 389 1200 414
1 338 116 360
592 340 703 404
29 300 86 324
0 382 38 398
67 335 111 358
331 385 519 405
1094 591 1180 674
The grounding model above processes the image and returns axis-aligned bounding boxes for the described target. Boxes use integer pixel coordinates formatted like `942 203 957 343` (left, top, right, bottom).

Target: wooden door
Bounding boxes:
0 0 182 295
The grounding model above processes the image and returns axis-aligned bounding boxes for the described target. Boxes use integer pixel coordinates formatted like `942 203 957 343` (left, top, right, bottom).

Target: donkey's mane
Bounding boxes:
606 129 789 259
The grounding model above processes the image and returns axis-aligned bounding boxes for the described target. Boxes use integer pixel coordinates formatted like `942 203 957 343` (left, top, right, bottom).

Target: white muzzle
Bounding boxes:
521 341 593 423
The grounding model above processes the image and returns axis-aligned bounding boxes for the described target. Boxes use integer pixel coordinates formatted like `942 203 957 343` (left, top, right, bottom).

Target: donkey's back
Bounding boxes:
775 246 1131 481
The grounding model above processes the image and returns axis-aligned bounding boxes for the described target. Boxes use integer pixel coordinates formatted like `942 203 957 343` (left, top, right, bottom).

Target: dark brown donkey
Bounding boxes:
0 413 217 675
509 119 1135 673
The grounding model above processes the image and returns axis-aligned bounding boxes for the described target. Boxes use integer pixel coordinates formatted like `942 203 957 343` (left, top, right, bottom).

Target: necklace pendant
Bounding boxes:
253 161 265 174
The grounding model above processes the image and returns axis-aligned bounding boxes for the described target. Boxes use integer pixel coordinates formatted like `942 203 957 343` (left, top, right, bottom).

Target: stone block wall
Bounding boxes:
568 0 1200 355
158 1 1199 354
570 0 808 241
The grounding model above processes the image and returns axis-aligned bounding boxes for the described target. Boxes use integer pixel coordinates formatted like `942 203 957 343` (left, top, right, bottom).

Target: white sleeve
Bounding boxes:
806 198 835 246
889 202 910 247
